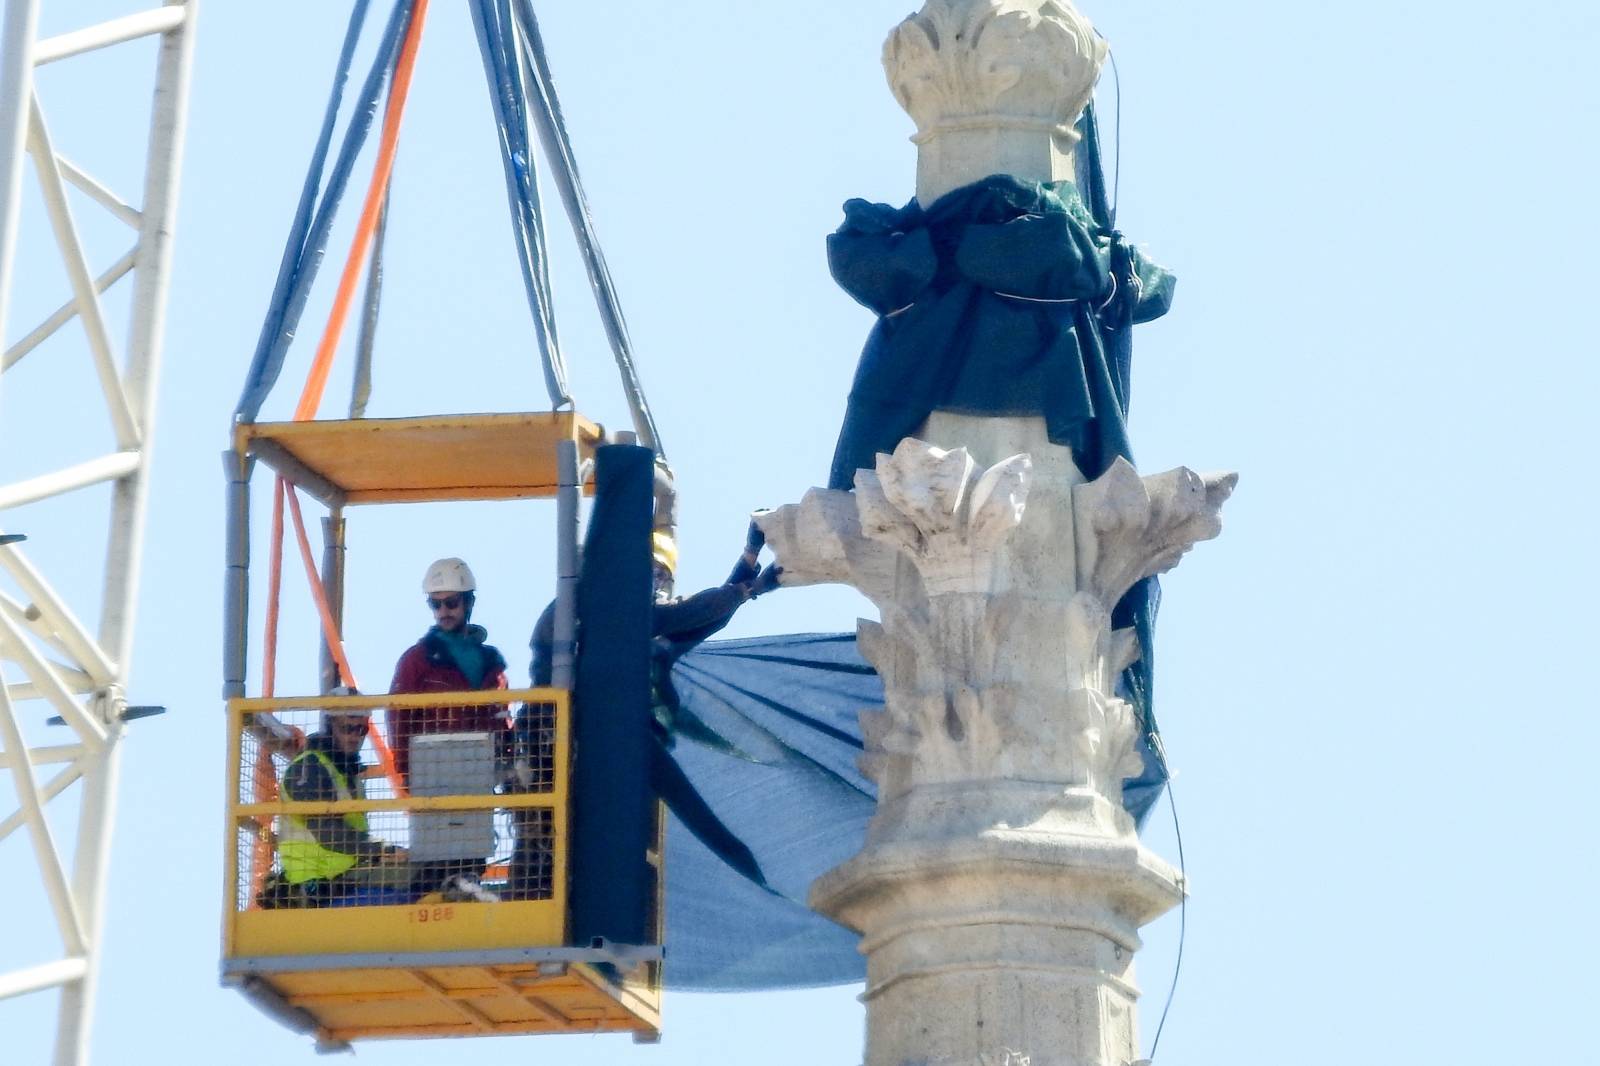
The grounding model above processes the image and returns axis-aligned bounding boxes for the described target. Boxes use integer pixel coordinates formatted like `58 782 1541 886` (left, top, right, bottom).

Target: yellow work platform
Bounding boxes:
233 411 603 506
227 950 661 1049
222 689 662 1049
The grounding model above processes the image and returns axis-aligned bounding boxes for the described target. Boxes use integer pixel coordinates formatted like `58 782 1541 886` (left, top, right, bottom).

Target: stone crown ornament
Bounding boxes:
884 0 1107 147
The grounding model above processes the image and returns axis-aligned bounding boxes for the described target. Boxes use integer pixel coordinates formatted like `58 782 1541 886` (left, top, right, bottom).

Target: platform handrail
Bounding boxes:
229 686 566 714
224 685 570 936
236 794 558 817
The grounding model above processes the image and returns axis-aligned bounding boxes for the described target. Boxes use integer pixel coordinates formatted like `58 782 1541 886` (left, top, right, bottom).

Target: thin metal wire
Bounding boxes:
1145 731 1187 1061
1093 38 1182 1059
1102 36 1123 229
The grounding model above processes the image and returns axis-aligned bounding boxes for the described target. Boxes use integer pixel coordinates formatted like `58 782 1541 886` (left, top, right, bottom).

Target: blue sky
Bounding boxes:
2 1 1597 1063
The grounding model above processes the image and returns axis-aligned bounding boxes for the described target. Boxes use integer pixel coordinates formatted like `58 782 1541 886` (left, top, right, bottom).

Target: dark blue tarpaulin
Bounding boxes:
660 632 1166 991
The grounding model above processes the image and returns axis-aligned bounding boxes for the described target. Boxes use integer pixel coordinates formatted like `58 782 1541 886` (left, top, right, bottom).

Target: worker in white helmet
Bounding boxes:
388 558 511 775
388 557 510 903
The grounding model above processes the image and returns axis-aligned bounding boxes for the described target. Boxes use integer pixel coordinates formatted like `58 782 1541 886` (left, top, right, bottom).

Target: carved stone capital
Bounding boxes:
762 439 1235 824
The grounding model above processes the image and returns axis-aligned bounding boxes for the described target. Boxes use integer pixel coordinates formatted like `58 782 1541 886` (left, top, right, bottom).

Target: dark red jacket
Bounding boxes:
387 629 510 783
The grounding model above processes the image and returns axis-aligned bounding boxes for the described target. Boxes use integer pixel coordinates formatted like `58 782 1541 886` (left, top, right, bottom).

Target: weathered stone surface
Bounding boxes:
759 411 1233 1066
884 0 1108 203
760 421 1232 825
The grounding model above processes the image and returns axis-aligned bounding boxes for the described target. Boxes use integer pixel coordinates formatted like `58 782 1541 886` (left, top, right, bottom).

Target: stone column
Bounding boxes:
758 4 1236 1064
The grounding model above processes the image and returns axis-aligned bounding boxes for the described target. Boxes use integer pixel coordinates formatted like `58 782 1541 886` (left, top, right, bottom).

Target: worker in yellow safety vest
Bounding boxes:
277 707 411 904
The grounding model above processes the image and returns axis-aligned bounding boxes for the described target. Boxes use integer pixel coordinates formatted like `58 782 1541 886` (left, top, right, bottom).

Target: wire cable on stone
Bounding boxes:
1145 730 1187 1063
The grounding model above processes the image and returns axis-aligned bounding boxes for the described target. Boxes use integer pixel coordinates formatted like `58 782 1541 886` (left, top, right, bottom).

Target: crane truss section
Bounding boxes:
0 3 196 1064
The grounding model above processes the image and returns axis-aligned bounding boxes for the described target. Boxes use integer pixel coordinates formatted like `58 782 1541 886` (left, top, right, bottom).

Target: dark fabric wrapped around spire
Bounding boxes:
825 117 1174 742
826 174 1173 492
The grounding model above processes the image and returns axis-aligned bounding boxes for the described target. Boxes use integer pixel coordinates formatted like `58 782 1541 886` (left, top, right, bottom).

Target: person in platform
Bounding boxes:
389 557 510 903
275 707 411 906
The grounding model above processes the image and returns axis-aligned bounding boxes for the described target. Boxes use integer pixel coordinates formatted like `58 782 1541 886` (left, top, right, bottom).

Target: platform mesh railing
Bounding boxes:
227 689 567 913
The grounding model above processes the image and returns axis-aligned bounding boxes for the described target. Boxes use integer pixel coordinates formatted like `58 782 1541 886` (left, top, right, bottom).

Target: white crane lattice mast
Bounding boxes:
0 3 196 1063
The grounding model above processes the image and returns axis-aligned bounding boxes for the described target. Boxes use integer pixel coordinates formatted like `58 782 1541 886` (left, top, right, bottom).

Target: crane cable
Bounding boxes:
469 0 570 411
1085 40 1190 1059
505 0 665 459
292 0 430 423
234 0 406 425
248 485 289 907
255 0 668 811
258 0 430 807
348 189 388 420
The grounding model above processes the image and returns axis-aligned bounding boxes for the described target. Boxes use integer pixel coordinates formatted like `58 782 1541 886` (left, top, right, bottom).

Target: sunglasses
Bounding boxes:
427 594 464 610
333 720 367 735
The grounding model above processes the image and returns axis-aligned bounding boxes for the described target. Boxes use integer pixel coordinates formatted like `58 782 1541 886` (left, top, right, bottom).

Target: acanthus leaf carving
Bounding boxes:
763 437 1233 828
1073 457 1237 610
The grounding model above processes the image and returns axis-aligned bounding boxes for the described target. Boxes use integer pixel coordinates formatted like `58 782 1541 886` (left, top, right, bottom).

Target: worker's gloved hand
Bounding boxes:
748 564 783 599
745 513 769 556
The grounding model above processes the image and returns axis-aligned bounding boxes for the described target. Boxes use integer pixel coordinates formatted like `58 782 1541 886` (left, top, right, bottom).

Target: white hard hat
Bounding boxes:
422 557 476 594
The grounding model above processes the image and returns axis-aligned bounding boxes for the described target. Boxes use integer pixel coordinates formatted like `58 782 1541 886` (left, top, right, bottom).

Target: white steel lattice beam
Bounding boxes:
56 156 142 229
0 957 88 1000
3 246 139 371
0 678 90 955
0 4 197 1065
0 758 87 847
0 548 119 684
25 93 141 450
32 8 187 67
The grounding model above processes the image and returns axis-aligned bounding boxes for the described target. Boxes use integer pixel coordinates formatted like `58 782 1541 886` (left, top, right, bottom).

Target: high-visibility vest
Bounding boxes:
277 748 368 884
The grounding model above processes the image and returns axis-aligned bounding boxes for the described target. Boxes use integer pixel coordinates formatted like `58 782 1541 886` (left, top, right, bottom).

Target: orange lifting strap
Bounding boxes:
293 0 432 424
259 472 408 791
255 0 432 842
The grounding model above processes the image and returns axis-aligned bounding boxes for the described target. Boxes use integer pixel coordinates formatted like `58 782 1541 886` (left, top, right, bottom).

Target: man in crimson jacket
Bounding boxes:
388 557 510 902
388 557 511 784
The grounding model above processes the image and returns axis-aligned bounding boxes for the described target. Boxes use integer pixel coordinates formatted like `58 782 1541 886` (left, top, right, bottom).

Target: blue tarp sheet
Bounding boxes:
660 633 1166 991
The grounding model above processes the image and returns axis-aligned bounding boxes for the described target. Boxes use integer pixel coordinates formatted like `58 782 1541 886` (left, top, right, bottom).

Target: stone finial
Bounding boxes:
884 0 1107 202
